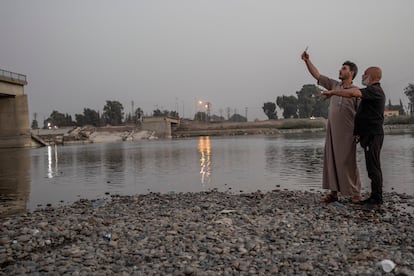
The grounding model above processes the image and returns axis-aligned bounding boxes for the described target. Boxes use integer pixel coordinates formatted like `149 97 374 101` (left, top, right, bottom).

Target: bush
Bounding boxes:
278 120 325 129
384 115 414 125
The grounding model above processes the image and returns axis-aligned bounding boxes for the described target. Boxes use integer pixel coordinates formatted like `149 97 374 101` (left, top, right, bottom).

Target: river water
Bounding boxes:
1 132 413 216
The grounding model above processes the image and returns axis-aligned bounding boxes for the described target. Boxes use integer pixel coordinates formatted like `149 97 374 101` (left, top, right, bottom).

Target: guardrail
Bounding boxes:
0 68 27 83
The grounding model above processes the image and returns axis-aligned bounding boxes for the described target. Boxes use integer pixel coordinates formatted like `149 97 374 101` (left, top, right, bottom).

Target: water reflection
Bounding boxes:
198 136 212 185
103 144 125 187
1 133 413 216
265 144 280 173
0 148 31 216
264 136 325 188
47 145 59 178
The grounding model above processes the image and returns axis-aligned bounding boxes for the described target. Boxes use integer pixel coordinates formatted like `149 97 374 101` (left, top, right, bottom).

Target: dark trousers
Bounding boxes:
361 135 384 202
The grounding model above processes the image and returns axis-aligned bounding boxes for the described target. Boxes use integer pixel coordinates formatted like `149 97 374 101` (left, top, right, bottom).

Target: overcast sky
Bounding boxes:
1 0 413 121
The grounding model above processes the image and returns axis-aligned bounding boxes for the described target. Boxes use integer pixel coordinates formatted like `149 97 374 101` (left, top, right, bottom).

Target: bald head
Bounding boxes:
366 67 382 81
362 66 382 86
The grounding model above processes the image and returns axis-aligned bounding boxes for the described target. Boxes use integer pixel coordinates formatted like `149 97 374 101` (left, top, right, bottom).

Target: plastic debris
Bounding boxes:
92 198 106 208
103 233 112 241
377 259 396 273
331 201 345 207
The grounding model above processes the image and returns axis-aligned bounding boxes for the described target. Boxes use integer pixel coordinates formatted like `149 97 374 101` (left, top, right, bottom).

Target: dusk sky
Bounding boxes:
1 0 413 121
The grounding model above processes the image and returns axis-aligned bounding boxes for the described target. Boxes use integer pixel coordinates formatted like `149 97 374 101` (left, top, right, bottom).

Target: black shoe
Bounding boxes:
358 197 383 205
359 197 382 210
362 202 382 211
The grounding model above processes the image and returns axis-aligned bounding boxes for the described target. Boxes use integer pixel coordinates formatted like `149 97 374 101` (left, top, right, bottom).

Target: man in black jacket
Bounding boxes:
321 67 385 208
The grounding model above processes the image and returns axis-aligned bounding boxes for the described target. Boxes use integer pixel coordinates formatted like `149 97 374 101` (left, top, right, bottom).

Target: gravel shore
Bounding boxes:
1 190 413 275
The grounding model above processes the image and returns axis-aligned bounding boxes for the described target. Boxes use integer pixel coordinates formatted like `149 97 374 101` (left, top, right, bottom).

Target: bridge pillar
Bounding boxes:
0 69 30 148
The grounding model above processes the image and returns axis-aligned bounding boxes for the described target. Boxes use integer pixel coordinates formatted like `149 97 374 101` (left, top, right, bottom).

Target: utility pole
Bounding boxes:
131 101 134 122
245 107 248 121
205 102 211 122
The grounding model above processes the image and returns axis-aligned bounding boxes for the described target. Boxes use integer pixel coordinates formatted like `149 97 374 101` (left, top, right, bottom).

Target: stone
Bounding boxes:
0 190 413 275
299 262 314 271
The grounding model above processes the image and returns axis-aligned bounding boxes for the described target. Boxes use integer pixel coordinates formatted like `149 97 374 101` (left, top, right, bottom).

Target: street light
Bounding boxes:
196 100 212 122
204 102 211 122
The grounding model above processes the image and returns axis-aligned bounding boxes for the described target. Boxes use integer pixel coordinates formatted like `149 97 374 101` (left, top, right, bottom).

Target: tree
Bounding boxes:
75 108 100 126
134 107 144 122
312 88 329 118
153 109 179 118
75 114 86 126
43 118 52 129
84 108 100 126
194 111 208 121
47 110 73 127
210 114 225 122
168 110 179 118
229 113 247 122
65 114 73 126
50 110 66 126
296 84 323 118
102 100 124 125
31 119 39 129
153 109 163 117
262 102 278 120
404 83 414 115
399 99 406 115
276 95 298 119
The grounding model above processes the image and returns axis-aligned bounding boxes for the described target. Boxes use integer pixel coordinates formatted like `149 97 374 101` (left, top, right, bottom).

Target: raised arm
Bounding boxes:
301 51 320 80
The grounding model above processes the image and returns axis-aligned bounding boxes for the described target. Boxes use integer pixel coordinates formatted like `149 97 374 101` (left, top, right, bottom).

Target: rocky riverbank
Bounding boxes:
1 190 413 275
32 126 158 146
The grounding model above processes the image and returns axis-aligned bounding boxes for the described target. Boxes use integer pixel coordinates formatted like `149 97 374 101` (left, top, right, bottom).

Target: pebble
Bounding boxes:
0 190 413 274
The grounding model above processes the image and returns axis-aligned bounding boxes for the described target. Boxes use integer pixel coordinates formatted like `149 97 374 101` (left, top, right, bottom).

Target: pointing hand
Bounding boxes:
321 90 332 100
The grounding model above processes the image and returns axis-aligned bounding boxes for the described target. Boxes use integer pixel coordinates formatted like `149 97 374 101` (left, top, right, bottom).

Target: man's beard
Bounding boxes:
362 76 370 86
339 73 348 81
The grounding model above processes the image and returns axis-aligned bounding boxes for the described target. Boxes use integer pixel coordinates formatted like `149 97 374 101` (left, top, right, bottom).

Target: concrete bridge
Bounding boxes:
141 116 180 138
0 69 31 148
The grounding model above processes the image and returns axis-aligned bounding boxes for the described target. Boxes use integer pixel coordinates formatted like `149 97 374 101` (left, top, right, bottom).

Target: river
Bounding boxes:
0 132 413 216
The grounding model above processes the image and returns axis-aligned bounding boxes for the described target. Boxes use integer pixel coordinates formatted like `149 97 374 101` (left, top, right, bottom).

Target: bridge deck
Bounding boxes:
0 69 27 86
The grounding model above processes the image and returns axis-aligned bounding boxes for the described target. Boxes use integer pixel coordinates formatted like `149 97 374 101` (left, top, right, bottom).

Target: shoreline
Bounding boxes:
31 122 414 145
1 190 413 274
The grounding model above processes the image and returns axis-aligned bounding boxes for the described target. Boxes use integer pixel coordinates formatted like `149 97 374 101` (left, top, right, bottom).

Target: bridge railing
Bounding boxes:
0 68 27 83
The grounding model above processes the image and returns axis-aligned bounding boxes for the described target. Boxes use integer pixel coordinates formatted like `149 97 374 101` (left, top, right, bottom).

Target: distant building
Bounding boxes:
384 109 400 117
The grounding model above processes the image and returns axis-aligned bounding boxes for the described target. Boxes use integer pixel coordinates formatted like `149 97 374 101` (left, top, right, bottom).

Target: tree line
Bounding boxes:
263 83 414 120
263 84 329 120
32 100 178 129
32 101 249 129
31 83 414 128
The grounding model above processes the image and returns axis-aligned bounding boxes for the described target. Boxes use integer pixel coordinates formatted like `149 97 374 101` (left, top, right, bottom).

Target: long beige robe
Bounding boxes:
319 75 361 196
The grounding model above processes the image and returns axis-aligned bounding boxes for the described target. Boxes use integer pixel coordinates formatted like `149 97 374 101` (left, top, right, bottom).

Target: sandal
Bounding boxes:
320 193 338 203
351 195 362 203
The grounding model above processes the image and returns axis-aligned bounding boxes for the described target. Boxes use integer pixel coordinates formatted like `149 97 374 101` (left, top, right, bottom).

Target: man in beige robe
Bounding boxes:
301 51 361 203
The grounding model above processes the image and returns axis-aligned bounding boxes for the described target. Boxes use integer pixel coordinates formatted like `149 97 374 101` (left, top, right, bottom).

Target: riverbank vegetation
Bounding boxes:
278 119 325 129
31 83 414 130
384 115 414 125
263 84 329 120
